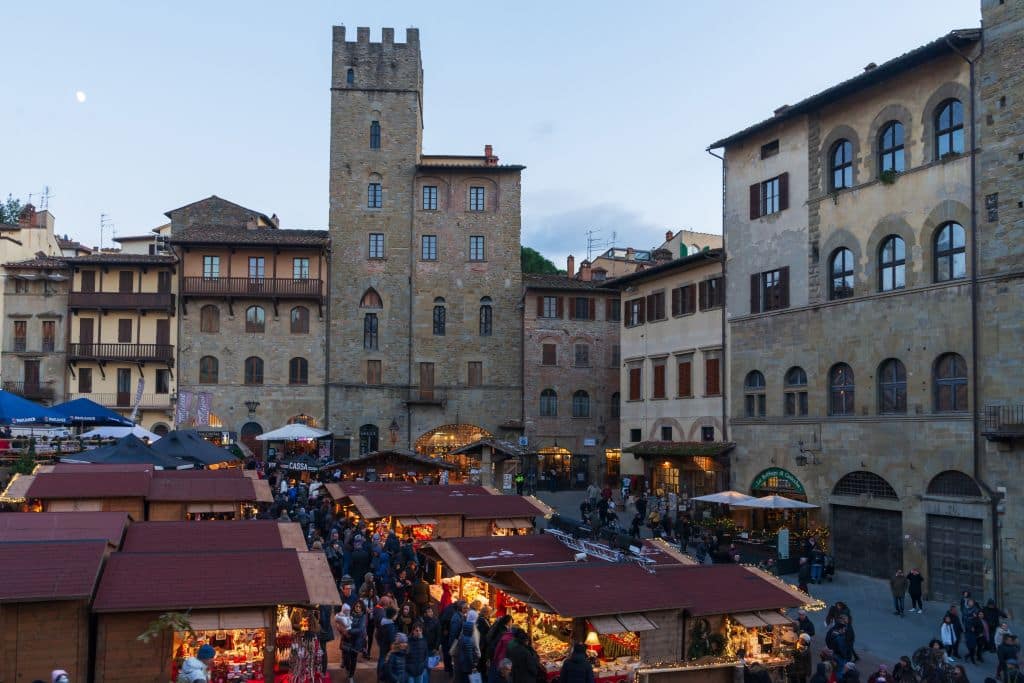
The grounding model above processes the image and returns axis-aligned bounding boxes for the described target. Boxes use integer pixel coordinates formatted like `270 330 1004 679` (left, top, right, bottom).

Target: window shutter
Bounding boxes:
749 183 761 219
646 294 655 321
671 288 681 316
556 297 564 318
622 300 629 327
568 298 575 320
706 358 721 395
780 266 790 308
750 273 761 314
678 360 692 397
698 281 708 311
588 298 596 320
779 172 790 211
536 296 544 317
637 299 646 324
629 368 641 401
684 285 694 314
606 298 614 321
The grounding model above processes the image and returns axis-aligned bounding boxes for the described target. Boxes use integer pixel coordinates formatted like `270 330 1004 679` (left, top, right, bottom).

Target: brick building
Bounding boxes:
326 27 524 462
710 0 1022 610
522 262 620 489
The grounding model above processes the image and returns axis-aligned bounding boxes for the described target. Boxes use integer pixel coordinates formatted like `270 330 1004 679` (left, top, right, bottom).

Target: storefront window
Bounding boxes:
604 448 621 485
653 461 679 494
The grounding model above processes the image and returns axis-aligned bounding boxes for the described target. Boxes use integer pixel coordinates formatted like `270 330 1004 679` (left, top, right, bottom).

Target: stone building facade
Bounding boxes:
612 251 728 497
1 256 69 405
167 196 329 452
712 8 1023 610
327 27 524 460
522 269 620 489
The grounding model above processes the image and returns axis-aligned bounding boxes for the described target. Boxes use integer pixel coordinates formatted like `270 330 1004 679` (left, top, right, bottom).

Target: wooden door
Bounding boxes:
157 271 172 293
155 319 170 347
419 362 435 400
23 360 40 392
116 368 132 407
119 271 134 293
79 318 94 355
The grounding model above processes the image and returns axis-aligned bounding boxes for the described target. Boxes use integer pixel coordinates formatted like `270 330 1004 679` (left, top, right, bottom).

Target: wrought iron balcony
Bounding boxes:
403 387 446 406
68 392 172 409
982 404 1024 440
68 343 174 365
68 291 175 311
181 276 323 300
3 381 55 401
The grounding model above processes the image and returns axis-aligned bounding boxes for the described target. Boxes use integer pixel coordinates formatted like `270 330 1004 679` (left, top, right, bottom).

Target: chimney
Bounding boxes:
567 255 575 277
580 260 592 282
484 144 498 166
665 230 674 243
17 204 36 228
270 213 280 228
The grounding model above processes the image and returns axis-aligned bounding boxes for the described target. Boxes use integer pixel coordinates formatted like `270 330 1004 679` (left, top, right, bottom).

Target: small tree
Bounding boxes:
0 195 24 224
521 246 561 274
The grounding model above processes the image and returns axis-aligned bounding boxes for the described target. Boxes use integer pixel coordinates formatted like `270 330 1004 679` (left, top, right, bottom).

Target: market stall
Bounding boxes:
258 423 333 467
325 447 458 483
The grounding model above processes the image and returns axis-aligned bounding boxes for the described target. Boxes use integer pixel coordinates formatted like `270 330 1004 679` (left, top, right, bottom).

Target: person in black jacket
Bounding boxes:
906 568 925 613
797 611 816 637
377 607 398 681
406 622 430 683
506 629 540 683
386 633 409 683
422 605 442 655
560 644 595 683
476 606 493 673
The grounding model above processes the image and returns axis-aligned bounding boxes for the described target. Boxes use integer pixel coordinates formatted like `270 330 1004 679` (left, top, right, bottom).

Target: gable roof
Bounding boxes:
122 520 298 553
0 511 129 546
170 224 328 248
523 274 618 293
65 253 175 266
163 195 274 225
707 29 980 150
0 540 109 603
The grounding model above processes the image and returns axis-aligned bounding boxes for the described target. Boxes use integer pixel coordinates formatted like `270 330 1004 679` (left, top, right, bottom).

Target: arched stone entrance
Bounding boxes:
240 421 264 460
414 423 492 472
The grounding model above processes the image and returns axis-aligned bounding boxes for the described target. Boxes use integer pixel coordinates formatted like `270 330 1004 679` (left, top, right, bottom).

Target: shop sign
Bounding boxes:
518 436 528 447
502 473 513 490
583 437 596 447
751 467 805 494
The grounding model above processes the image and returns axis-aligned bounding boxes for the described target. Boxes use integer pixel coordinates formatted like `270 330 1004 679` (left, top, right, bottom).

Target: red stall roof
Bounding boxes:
146 475 256 502
0 540 109 603
431 533 583 573
332 481 492 497
122 521 298 553
25 466 262 504
347 490 546 519
0 511 128 546
26 471 152 499
93 550 311 612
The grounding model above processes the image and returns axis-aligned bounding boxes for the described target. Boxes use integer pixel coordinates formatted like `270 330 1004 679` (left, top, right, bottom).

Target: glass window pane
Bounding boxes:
894 149 905 172
939 135 950 157
952 129 964 153
953 253 966 279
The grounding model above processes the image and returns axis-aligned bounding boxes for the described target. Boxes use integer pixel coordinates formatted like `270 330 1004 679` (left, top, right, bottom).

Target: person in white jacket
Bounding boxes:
940 615 959 661
177 644 215 683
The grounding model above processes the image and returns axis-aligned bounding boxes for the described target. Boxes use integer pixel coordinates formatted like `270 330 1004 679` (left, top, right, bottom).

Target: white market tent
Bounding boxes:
690 490 759 506
80 424 162 442
255 423 332 441
746 494 819 509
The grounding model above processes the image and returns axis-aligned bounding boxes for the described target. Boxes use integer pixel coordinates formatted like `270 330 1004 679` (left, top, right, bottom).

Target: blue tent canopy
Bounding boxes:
0 390 69 425
51 397 133 427
61 434 191 469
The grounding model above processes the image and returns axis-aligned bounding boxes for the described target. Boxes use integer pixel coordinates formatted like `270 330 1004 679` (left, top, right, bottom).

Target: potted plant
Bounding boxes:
879 169 900 185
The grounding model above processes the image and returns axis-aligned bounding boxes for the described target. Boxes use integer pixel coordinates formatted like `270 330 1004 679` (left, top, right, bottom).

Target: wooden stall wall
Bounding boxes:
0 601 90 681
148 502 185 521
435 516 462 539
461 519 490 537
640 609 684 663
94 612 170 682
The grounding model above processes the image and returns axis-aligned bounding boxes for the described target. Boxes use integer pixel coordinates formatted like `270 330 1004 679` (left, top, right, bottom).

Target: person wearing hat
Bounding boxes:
177 644 215 682
385 632 409 683
560 643 595 683
450 620 481 683
50 672 70 683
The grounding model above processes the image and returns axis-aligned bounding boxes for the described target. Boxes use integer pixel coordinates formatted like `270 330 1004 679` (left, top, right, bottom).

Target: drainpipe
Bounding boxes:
946 34 1000 604
706 148 728 446
407 172 417 448
324 245 332 440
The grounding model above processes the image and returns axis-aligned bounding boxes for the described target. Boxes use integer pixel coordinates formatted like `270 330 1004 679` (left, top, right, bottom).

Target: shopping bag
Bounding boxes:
428 655 442 669
469 673 483 683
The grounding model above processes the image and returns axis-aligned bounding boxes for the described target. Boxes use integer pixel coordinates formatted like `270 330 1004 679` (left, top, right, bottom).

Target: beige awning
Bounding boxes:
48 499 103 512
397 517 419 526
324 483 345 500
348 494 381 519
732 613 767 628
278 522 308 551
251 479 275 503
494 518 532 529
757 611 793 626
589 615 627 634
428 541 475 575
617 613 658 632
186 502 238 514
190 608 271 630
0 474 35 502
590 614 658 634
298 551 343 605
416 517 439 525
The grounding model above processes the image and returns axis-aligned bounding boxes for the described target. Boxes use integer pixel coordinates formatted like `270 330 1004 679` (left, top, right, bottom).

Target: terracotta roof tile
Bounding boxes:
66 253 176 265
92 550 309 611
0 540 108 602
523 274 618 292
4 256 68 269
171 224 328 247
0 512 128 545
122 520 287 552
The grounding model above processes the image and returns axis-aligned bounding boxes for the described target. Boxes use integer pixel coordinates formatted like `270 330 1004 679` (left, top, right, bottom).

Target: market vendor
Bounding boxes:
177 643 215 683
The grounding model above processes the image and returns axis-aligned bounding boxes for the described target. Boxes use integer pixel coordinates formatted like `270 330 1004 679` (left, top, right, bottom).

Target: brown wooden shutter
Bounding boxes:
779 266 790 308
646 294 655 321
750 273 761 314
779 172 790 211
653 364 665 398
556 297 564 318
698 281 708 311
749 183 761 219
606 298 613 321
637 299 645 324
567 297 576 320
622 300 629 327
706 358 721 395
629 368 641 401
542 344 556 365
588 298 596 320
671 288 681 316
536 296 544 317
118 319 132 343
678 360 692 397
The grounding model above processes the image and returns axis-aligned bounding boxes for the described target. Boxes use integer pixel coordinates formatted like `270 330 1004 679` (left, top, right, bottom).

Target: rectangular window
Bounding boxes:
701 426 715 442
542 344 556 366
422 186 438 210
118 270 134 293
368 233 385 259
699 277 724 310
571 297 594 320
539 296 560 319
469 186 485 212
610 345 620 368
248 257 265 280
629 428 642 442
628 366 642 401
750 173 789 219
761 177 780 215
704 353 722 396
13 320 26 352
369 120 381 149
80 270 96 292
14 279 29 294
117 319 132 343
676 355 693 397
469 236 485 261
607 298 621 322
671 284 697 316
760 140 779 159
367 183 382 208
78 367 93 394
293 258 310 279
202 256 220 279
784 390 809 417
41 321 55 352
421 235 438 261
652 360 666 399
366 359 382 385
752 267 790 312
363 313 378 350
646 291 666 321
625 298 645 327
467 361 482 387
155 369 170 394
574 344 590 368
661 426 673 441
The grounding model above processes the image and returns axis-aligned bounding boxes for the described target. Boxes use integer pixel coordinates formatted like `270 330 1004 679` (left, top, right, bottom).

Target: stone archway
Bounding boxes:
414 423 492 472
240 421 264 460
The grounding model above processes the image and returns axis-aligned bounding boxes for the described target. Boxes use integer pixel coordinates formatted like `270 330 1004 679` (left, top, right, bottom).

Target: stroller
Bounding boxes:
821 553 836 581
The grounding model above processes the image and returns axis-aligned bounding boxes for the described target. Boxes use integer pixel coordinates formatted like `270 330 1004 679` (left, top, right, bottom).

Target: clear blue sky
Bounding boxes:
1 1 979 267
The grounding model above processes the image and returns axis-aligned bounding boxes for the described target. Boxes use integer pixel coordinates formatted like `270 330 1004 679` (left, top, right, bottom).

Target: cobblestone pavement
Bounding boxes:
534 488 1015 681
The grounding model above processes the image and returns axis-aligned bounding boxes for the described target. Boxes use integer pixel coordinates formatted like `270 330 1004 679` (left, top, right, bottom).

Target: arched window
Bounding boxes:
289 357 308 385
539 389 557 417
363 313 378 350
744 370 766 418
784 366 808 416
245 305 265 333
879 235 906 292
878 121 905 174
878 358 907 414
831 139 853 190
199 355 218 384
572 390 591 418
244 356 264 385
290 306 310 334
200 304 220 333
830 248 855 300
360 288 383 308
934 222 966 282
346 68 355 86
934 352 968 412
432 297 446 336
611 391 620 419
829 363 855 416
369 120 381 149
833 471 898 499
927 470 982 497
936 99 964 157
359 424 379 455
479 297 493 336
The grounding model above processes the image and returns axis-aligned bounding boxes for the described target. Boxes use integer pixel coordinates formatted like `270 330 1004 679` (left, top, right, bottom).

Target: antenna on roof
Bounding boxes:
39 186 53 210
100 213 113 251
585 228 601 261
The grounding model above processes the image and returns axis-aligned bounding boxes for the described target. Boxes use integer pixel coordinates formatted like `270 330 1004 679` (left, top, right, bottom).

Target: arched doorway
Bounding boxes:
240 422 264 460
749 468 812 551
831 470 902 579
414 424 492 472
151 422 170 437
537 446 571 491
925 470 985 601
288 414 319 427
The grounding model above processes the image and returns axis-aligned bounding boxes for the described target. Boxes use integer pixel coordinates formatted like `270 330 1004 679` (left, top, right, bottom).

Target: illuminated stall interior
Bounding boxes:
415 423 492 473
